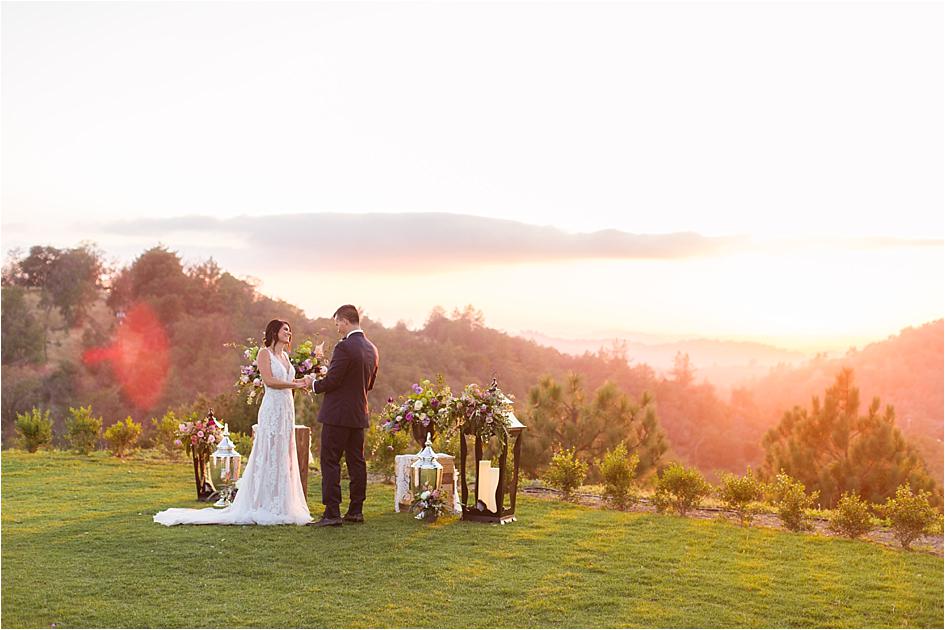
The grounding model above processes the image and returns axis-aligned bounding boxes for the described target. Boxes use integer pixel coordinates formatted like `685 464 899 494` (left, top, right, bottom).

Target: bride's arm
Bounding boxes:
257 347 303 389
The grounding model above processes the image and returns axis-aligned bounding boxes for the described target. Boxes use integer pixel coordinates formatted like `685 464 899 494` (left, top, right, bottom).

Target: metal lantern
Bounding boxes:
410 432 444 496
459 378 527 524
209 423 242 507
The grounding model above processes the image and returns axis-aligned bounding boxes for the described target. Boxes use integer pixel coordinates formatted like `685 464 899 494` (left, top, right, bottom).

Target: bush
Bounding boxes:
230 431 254 462
366 424 411 483
65 405 102 454
14 407 53 452
828 492 875 539
150 411 181 458
717 467 765 526
652 462 711 516
767 472 820 532
878 483 940 550
103 417 142 458
543 447 588 499
596 443 638 509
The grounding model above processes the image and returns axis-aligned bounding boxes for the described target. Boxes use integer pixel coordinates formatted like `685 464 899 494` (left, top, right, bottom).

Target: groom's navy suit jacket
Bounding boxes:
312 331 378 428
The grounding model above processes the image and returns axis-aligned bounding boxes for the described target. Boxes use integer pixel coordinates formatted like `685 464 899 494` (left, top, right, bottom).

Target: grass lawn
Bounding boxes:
2 451 943 628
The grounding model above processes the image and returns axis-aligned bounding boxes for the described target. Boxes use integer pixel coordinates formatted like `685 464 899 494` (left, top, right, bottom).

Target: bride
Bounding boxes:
154 319 312 526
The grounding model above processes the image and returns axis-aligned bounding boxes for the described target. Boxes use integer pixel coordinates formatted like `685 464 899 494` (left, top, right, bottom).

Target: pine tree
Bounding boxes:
762 368 940 507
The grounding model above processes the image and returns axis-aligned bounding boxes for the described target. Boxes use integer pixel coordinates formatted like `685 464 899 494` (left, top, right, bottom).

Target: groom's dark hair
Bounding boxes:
333 304 360 325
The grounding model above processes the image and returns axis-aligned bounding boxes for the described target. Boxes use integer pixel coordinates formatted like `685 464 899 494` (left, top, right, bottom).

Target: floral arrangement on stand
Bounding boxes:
410 486 450 522
174 410 225 501
451 380 515 445
378 376 453 445
229 338 327 405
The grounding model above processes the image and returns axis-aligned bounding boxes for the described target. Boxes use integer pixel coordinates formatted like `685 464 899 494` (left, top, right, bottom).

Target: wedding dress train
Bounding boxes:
154 350 312 526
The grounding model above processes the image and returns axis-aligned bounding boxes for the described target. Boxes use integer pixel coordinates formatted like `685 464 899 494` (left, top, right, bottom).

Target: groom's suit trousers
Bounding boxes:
320 423 367 517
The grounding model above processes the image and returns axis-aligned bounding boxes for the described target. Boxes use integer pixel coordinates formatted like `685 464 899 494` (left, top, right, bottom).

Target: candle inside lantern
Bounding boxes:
477 460 500 512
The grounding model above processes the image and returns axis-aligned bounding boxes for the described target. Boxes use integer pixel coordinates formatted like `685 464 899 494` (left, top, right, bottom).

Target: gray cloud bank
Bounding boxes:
101 212 941 272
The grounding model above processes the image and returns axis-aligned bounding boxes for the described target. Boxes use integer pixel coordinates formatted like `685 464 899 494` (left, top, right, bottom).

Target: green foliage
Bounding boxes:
150 411 181 457
763 368 940 508
828 492 875 539
65 405 102 454
1 286 45 364
230 431 254 462
543 447 588 499
366 423 411 482
103 417 142 458
717 467 766 526
877 483 940 550
596 443 639 509
14 407 53 452
524 373 667 479
653 462 712 516
767 471 820 532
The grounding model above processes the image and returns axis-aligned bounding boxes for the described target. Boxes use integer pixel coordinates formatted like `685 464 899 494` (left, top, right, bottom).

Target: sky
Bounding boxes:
2 1 943 352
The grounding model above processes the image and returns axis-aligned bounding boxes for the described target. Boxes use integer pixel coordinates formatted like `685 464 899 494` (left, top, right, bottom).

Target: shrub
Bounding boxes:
103 417 142 458
596 443 638 509
15 407 53 453
230 431 254 462
717 467 766 526
767 472 820 532
828 491 875 539
65 405 102 454
366 423 411 483
652 462 711 516
150 411 181 458
878 483 940 550
543 447 588 499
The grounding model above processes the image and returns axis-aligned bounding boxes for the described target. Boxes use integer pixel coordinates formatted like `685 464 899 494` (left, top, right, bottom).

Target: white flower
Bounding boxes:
438 408 448 415
178 423 187 431
240 375 250 384
420 413 428 421
414 400 423 411
396 416 403 422
253 378 261 386
420 490 430 500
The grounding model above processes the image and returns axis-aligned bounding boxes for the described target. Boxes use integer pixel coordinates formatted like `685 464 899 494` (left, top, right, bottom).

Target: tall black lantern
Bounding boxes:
458 379 526 524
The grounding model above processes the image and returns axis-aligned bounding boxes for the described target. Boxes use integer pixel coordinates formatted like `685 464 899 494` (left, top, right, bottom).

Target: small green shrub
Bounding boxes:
150 411 181 458
544 447 588 499
103 417 142 458
878 483 940 550
596 443 638 509
366 424 411 483
717 467 765 526
828 491 875 539
652 462 711 516
230 431 254 462
65 405 102 454
767 471 819 532
14 407 53 453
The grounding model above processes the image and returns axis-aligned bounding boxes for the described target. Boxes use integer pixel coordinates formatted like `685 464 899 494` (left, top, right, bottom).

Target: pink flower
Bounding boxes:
197 430 205 438
208 435 216 443
174 439 182 446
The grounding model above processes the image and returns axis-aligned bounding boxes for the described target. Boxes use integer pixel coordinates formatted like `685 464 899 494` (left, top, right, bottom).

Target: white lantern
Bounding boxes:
209 423 242 507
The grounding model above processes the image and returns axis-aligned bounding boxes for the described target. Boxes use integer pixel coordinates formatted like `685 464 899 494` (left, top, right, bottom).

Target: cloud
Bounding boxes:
102 212 750 271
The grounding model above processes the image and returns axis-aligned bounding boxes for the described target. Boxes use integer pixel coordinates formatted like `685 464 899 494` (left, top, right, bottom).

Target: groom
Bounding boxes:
305 304 379 527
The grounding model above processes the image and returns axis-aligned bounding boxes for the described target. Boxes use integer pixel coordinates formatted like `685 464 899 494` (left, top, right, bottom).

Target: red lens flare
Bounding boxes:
82 302 170 410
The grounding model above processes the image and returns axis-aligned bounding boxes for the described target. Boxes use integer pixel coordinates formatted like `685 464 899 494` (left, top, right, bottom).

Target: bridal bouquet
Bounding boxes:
229 338 327 405
175 413 223 460
378 376 453 443
451 381 515 445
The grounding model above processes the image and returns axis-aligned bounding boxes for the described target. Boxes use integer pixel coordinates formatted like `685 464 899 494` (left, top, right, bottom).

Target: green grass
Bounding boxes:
2 451 943 628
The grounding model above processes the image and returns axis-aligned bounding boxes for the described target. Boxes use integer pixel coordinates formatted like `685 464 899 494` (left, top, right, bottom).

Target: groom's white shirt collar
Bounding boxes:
345 328 364 339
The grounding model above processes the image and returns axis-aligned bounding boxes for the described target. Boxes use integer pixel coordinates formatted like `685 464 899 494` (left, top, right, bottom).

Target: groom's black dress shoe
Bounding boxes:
343 513 364 524
308 516 343 527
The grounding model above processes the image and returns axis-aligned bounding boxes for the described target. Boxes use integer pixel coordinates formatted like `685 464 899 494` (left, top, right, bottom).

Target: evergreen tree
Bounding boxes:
762 368 940 507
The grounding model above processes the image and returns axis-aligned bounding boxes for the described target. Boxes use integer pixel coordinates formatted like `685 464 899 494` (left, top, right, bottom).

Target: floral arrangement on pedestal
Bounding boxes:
451 381 515 445
229 338 326 405
410 487 450 522
378 376 453 445
174 410 225 501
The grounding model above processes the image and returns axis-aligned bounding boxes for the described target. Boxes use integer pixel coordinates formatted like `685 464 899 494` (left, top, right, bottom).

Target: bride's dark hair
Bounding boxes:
264 319 290 349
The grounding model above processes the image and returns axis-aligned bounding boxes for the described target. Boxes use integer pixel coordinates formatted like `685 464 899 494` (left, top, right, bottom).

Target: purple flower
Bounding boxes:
412 384 423 394
431 398 440 408
422 417 431 426
387 397 394 404
406 411 414 422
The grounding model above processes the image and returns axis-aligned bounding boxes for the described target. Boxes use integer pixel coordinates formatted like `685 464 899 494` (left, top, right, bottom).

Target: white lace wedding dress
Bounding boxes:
154 350 312 526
